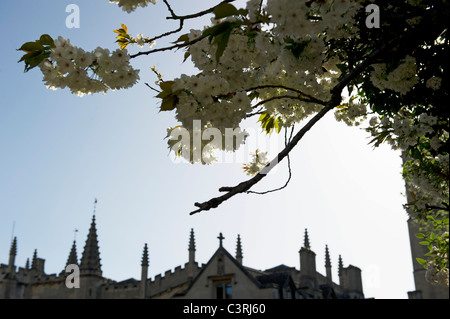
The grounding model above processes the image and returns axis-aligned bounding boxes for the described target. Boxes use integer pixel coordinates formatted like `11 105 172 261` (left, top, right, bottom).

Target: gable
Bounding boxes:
183 247 274 299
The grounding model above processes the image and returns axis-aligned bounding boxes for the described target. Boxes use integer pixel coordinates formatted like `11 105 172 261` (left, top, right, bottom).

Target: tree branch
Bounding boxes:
130 0 236 59
166 0 236 21
189 35 401 215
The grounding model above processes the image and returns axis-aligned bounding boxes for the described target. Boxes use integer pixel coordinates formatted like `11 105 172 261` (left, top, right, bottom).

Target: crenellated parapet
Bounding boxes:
147 262 203 298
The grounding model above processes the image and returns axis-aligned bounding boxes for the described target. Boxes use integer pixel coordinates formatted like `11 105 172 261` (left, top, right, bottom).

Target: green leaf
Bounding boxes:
203 21 232 39
285 39 310 59
18 50 49 72
159 81 174 92
419 241 430 246
160 94 178 111
39 34 55 47
415 233 425 239
274 118 282 133
183 50 191 63
213 3 239 19
258 112 282 134
173 33 189 44
416 258 427 266
430 232 436 241
213 28 232 63
17 41 44 52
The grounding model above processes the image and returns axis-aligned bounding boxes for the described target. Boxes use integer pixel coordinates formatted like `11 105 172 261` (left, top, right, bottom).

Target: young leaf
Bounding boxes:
213 3 239 19
173 33 189 44
18 41 44 53
416 258 427 266
213 28 232 64
160 94 178 111
39 34 55 47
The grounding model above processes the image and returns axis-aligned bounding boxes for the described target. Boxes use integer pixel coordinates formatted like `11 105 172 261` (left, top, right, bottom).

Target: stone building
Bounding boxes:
406 217 449 299
0 214 366 299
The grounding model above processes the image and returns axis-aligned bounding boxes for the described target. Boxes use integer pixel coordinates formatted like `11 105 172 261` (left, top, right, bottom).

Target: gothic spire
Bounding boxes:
236 234 243 264
80 215 102 275
66 240 78 267
141 243 149 267
303 229 310 249
25 258 30 270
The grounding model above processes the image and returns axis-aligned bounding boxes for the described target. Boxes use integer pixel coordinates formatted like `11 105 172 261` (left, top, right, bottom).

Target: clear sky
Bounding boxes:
0 0 415 299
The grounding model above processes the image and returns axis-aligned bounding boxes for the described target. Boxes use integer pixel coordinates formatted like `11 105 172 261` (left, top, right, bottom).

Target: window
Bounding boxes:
225 283 232 299
215 282 232 299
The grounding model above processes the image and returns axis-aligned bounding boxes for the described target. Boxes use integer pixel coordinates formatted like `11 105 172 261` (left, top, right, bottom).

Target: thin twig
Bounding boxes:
247 127 293 195
145 82 161 93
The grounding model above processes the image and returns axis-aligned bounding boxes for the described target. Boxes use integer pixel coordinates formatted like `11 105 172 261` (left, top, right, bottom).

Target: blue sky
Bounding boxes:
0 0 415 299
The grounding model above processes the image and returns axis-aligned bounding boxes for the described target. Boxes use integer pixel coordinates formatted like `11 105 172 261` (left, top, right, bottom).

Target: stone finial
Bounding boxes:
141 243 149 267
303 229 310 249
236 235 243 264
338 255 343 277
325 245 332 282
31 249 38 269
25 258 30 270
9 237 17 256
189 228 196 252
325 245 331 268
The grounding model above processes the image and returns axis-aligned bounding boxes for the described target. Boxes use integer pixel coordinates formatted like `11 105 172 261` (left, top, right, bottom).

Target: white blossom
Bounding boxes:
109 0 157 13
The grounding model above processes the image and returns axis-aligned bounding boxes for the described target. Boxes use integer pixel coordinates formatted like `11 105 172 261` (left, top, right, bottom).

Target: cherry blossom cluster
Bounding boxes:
242 149 269 176
109 0 157 13
370 55 419 95
168 0 366 165
38 36 139 96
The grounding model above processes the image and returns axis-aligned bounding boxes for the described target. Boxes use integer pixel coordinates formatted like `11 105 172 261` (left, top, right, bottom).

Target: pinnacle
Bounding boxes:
303 229 310 249
9 237 17 256
66 240 78 267
141 243 149 267
80 215 102 275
